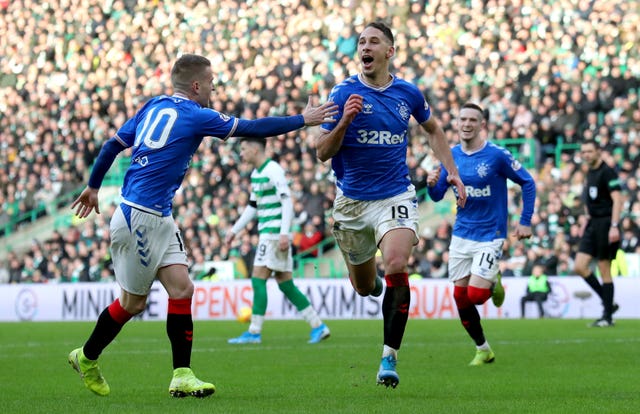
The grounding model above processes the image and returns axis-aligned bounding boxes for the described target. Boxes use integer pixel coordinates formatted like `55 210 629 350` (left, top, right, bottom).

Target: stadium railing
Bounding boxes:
491 138 537 170
292 236 343 278
0 185 83 241
1 156 131 239
554 137 581 166
294 256 345 278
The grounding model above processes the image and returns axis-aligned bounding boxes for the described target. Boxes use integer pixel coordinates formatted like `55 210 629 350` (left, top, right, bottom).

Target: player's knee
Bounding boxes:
175 281 195 298
350 276 379 296
573 258 590 276
123 300 147 315
383 256 409 275
574 264 588 277
277 278 296 293
467 286 491 305
120 293 150 315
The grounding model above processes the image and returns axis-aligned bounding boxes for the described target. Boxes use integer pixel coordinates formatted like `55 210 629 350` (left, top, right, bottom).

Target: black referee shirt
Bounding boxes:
583 161 621 217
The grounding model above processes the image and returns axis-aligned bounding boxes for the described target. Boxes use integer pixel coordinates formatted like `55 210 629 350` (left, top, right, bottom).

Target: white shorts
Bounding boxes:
254 238 293 272
332 190 419 265
110 204 189 295
448 235 504 283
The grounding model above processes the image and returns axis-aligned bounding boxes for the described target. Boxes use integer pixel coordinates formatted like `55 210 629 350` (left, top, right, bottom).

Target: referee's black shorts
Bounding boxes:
578 216 620 260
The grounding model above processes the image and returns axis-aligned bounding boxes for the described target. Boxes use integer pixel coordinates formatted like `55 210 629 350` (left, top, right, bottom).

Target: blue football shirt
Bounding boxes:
321 74 431 200
114 94 239 216
428 142 536 242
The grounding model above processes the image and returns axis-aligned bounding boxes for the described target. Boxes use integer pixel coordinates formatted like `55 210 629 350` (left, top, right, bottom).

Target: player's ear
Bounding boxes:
386 46 395 59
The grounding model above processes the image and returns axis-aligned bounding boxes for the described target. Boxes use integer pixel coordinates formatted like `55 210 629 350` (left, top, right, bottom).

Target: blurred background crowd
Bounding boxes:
1 0 639 283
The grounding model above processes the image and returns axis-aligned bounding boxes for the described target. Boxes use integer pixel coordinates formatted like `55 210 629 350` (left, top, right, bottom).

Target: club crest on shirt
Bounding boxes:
511 159 522 170
476 162 490 178
589 186 598 199
397 102 410 120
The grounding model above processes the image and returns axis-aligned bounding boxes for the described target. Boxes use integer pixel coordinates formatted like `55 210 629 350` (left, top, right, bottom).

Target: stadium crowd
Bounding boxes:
1 0 640 284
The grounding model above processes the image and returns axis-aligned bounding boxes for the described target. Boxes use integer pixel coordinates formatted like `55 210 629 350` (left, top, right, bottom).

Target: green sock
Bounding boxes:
371 276 384 297
278 279 311 311
251 278 268 315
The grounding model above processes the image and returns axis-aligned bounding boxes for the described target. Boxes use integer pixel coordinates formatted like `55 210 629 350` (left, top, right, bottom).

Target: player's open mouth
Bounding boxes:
361 55 374 68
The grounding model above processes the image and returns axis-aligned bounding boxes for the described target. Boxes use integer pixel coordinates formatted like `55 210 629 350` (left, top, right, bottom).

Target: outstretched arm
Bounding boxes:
234 97 338 138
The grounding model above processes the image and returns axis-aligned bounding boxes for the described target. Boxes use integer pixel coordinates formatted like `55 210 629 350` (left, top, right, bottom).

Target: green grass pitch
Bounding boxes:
1 319 638 414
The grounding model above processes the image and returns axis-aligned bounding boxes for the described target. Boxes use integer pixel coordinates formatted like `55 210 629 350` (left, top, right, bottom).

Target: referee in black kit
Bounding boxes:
574 139 623 327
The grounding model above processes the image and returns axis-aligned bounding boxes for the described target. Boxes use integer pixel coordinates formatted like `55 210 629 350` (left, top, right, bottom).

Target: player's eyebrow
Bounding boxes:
359 35 383 43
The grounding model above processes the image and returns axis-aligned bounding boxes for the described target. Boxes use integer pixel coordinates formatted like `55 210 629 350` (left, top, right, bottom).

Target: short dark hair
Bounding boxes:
461 102 488 120
241 137 266 147
170 54 211 90
364 21 394 46
581 139 600 150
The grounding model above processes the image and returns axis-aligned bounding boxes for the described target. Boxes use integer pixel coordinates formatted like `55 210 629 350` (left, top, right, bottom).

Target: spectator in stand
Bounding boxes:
520 263 552 319
301 181 326 221
298 220 324 258
7 252 22 284
506 244 528 278
620 217 640 253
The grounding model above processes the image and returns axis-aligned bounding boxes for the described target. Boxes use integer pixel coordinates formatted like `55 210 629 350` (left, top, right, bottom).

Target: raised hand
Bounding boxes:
427 166 441 187
302 97 339 126
340 94 363 125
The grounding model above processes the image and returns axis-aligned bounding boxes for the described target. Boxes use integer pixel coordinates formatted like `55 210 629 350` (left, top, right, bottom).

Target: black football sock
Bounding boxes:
458 305 486 346
382 273 410 350
84 299 132 360
167 298 193 369
601 282 614 319
583 273 604 300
